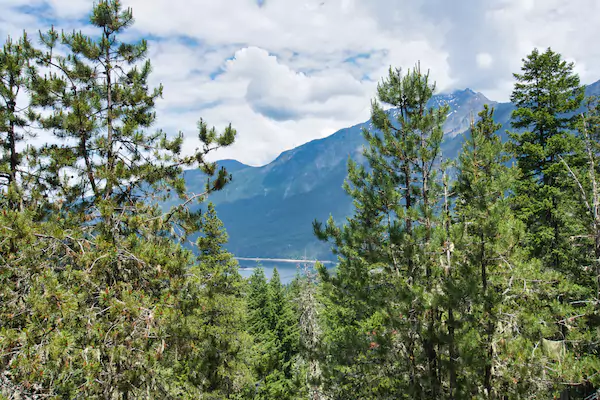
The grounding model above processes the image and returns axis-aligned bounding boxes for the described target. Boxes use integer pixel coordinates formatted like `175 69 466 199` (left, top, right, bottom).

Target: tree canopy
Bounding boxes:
1 4 599 398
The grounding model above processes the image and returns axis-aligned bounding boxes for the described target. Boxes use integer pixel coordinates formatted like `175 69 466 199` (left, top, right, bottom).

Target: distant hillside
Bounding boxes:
179 80 600 260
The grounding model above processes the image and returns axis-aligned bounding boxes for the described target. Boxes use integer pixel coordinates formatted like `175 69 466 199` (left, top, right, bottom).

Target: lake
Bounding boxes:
235 258 336 284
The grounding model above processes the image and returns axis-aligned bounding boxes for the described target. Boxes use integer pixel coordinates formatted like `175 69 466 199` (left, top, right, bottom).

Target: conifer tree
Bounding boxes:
0 33 40 208
269 268 301 381
247 267 277 396
578 98 600 306
248 267 271 338
508 47 587 278
508 48 599 396
247 268 303 399
33 0 234 219
170 203 252 398
314 64 448 399
0 1 243 397
451 106 540 397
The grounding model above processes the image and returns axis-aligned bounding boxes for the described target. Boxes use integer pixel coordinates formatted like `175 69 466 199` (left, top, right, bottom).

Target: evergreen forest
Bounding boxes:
1 1 599 399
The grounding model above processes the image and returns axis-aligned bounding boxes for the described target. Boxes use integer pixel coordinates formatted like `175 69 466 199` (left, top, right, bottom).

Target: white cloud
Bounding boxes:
225 46 368 121
150 45 374 166
2 0 600 165
476 53 493 69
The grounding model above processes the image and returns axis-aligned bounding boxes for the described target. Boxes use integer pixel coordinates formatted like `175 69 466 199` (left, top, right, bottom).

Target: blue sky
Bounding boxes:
2 0 599 165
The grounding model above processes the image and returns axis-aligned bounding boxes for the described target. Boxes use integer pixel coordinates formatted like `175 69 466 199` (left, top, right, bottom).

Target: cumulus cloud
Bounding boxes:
2 0 600 165
224 47 367 121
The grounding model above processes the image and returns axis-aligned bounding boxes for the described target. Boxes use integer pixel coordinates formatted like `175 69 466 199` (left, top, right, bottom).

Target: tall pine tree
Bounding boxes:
451 106 551 397
0 1 244 397
552 98 600 395
0 33 41 209
314 64 448 399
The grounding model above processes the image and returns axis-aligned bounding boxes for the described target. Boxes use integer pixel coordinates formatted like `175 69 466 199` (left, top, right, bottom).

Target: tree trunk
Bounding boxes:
481 229 495 398
105 27 114 200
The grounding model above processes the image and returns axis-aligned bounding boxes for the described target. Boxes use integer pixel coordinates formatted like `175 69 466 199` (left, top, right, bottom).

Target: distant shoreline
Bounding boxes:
235 257 335 265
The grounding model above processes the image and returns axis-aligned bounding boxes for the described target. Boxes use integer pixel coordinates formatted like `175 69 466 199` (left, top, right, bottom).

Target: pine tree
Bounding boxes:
33 0 234 219
579 98 600 307
508 47 587 278
451 105 552 398
0 33 40 209
453 106 504 396
0 1 243 397
314 64 448 398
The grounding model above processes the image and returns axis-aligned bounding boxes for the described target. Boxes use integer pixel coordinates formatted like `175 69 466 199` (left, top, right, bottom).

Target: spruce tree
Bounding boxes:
268 268 301 382
508 48 599 396
247 268 303 399
171 203 252 398
508 47 587 278
247 267 276 395
248 267 271 338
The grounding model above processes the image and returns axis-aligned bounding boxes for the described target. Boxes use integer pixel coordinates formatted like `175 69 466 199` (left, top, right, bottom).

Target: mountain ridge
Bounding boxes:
181 80 600 260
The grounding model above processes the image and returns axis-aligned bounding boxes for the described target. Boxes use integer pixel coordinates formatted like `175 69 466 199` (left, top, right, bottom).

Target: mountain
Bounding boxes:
181 81 599 260
431 88 498 138
587 79 600 97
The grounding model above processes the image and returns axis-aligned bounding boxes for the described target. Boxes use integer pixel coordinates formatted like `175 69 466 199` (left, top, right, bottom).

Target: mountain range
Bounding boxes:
181 80 600 260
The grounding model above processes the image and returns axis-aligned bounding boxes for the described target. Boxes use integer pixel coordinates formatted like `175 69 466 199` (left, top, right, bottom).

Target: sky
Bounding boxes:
2 0 600 166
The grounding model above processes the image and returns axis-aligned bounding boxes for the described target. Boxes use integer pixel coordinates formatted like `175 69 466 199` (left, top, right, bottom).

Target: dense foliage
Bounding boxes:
313 58 600 399
0 1 245 398
1 2 599 398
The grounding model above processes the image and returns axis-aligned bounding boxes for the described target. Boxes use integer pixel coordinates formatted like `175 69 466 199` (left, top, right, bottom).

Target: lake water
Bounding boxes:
236 258 336 284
